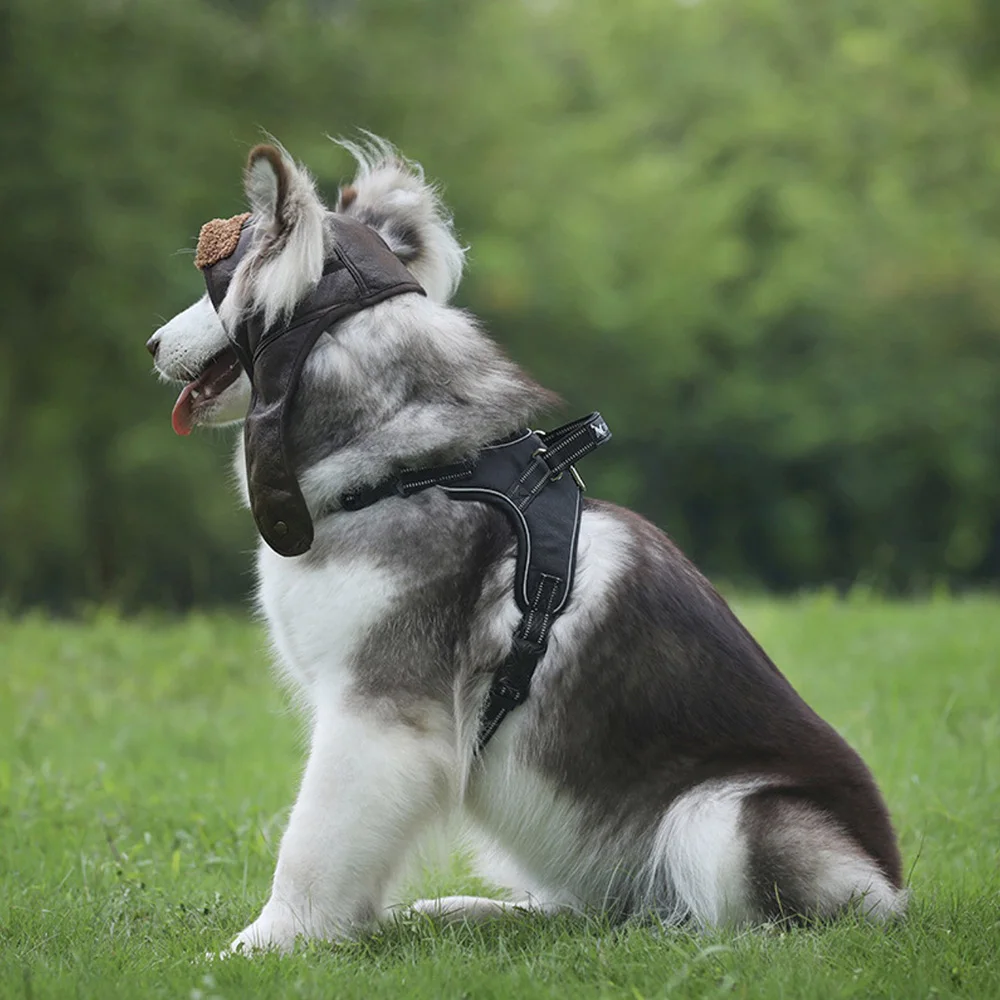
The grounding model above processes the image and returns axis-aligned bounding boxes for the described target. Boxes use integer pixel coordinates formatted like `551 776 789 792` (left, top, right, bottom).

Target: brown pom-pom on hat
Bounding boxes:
194 212 251 269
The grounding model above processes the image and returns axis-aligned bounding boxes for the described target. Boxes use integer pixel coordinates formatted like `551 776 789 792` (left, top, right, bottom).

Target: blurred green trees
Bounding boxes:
2 0 999 608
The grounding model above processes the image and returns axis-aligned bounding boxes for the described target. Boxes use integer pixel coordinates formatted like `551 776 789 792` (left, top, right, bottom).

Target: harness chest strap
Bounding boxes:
339 411 612 752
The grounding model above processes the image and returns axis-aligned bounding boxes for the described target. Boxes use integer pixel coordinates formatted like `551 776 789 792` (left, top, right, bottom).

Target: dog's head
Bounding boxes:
147 138 465 436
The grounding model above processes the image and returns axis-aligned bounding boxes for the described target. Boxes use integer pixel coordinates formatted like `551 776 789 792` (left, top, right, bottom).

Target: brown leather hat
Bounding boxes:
197 214 424 556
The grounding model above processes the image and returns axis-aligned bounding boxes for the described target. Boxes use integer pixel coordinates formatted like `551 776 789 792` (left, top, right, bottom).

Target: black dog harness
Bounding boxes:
339 412 610 749
196 212 610 750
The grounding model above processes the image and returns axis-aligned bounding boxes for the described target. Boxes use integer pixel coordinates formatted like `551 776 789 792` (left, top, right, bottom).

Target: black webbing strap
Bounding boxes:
340 459 475 511
336 412 611 752
473 574 562 748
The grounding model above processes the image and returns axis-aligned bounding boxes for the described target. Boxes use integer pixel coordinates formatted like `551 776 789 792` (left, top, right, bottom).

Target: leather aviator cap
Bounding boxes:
196 213 425 557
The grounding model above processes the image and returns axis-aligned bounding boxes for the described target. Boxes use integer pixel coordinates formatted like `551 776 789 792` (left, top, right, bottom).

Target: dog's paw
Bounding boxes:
220 906 305 957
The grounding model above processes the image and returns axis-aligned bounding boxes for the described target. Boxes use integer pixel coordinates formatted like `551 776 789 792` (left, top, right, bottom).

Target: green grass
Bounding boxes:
2 595 998 998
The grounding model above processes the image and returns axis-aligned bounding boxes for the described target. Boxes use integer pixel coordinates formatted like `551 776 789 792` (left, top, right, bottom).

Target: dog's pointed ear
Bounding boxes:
245 144 289 224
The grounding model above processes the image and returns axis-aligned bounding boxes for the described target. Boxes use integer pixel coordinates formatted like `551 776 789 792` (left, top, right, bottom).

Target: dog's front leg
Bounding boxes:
227 698 451 955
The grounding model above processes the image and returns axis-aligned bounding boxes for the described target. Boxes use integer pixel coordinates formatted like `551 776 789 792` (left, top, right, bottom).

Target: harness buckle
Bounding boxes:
530 441 585 490
495 677 528 707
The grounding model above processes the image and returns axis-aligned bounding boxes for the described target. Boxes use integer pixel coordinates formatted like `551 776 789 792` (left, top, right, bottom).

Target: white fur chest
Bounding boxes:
255 544 401 702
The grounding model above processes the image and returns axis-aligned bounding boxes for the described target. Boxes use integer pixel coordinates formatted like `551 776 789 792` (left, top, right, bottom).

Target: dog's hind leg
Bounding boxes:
225 698 453 955
640 779 761 926
407 839 582 925
408 894 573 924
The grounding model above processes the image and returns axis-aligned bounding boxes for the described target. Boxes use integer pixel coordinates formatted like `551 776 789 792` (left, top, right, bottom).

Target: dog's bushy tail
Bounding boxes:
640 779 908 927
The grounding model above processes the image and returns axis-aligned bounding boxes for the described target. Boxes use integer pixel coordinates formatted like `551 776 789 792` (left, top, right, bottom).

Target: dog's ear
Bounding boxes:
230 142 326 326
245 144 290 225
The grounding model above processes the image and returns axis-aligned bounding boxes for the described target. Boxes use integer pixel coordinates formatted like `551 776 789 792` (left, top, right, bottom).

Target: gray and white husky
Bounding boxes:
148 138 906 954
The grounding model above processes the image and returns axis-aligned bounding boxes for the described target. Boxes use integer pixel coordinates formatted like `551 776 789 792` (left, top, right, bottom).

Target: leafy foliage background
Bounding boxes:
3 0 1000 608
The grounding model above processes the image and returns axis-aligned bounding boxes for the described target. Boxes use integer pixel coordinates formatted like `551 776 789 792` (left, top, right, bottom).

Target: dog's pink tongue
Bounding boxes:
171 384 195 436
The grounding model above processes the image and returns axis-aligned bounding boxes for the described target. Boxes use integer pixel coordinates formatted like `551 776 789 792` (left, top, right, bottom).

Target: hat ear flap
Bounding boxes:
245 144 289 225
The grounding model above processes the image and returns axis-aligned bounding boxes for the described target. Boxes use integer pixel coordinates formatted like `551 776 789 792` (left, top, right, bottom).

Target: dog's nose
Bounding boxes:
145 333 160 358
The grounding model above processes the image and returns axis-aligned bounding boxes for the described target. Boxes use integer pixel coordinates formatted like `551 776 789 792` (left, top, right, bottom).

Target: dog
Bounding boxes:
147 136 906 954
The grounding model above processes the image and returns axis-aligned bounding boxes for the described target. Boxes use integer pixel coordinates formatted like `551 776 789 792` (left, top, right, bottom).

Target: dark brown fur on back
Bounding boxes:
528 502 902 889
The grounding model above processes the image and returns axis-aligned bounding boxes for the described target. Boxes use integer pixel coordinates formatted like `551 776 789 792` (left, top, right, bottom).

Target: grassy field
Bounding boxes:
2 596 998 999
